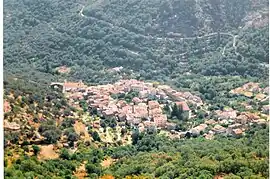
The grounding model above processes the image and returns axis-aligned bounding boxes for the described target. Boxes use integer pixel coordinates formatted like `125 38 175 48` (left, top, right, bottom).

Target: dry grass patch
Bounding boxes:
73 161 87 179
101 157 117 168
38 144 59 160
74 121 91 141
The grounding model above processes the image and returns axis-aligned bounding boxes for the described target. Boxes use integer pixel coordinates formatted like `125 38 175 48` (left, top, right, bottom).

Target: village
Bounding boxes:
47 79 269 141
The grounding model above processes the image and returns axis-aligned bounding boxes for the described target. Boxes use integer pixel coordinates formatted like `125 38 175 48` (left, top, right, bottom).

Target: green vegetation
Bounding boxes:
3 0 269 178
4 125 269 178
4 0 268 87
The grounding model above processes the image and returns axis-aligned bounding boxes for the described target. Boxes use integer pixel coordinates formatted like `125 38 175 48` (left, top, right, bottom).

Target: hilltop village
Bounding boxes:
47 79 269 140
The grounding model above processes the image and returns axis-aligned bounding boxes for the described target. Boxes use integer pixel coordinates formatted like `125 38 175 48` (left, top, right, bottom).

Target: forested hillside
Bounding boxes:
4 0 269 87
3 0 269 178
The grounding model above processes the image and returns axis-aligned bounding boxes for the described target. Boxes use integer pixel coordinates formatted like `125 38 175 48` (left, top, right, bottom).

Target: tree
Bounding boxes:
86 164 102 176
121 128 127 136
43 130 61 144
60 148 70 160
91 131 101 142
32 145 40 155
171 103 184 120
132 130 140 145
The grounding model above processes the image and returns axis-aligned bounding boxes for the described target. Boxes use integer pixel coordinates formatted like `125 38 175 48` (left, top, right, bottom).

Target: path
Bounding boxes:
78 5 244 58
79 6 85 17
222 34 244 59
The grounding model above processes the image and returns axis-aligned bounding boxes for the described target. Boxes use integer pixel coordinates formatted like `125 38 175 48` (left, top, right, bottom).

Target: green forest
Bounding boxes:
3 0 269 178
4 123 269 178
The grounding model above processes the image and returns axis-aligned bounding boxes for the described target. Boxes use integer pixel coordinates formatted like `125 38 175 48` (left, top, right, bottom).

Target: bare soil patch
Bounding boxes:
38 144 59 160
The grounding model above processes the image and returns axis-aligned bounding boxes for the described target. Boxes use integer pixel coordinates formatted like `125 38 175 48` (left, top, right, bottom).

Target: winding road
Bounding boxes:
79 6 244 58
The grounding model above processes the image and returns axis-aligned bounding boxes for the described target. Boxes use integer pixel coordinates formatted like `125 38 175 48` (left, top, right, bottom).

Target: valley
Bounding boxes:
3 0 269 178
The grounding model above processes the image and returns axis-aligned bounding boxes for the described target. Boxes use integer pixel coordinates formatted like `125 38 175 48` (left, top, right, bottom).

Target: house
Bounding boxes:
262 105 269 114
175 101 191 119
149 107 163 118
190 124 208 136
243 112 260 121
243 91 253 98
227 123 242 135
4 120 20 130
126 114 141 125
117 113 126 122
215 108 237 120
139 90 149 98
120 105 133 114
205 119 217 125
131 84 144 92
144 82 154 88
111 66 123 72
166 122 176 130
179 132 187 138
263 87 269 94
232 129 243 137
149 89 157 95
63 80 87 92
153 114 167 127
116 100 127 108
182 92 193 99
157 85 171 91
235 115 249 124
148 101 160 110
242 82 260 92
190 128 200 137
134 105 148 118
143 121 156 129
253 119 267 125
212 125 226 134
57 66 71 74
255 93 267 101
132 97 142 104
70 93 84 100
92 121 100 128
157 91 167 100
219 119 229 125
4 100 11 113
102 110 114 118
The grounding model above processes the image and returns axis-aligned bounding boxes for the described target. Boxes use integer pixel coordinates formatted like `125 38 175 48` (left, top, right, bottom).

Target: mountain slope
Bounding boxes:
4 0 269 86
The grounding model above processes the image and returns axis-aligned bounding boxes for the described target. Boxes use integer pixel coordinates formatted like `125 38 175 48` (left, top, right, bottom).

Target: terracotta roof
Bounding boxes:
57 66 71 73
212 125 226 133
4 100 11 113
149 108 162 117
205 119 217 125
134 106 148 117
64 81 86 89
120 105 133 114
132 97 142 103
148 101 160 109
255 93 267 101
232 128 243 135
175 101 190 111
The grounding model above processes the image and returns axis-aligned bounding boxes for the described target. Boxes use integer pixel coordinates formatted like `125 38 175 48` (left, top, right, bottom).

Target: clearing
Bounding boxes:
38 144 59 160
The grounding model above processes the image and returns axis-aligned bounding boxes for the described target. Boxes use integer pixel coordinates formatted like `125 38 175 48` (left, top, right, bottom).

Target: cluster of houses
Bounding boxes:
186 107 268 140
52 79 203 131
50 80 269 140
230 82 269 101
